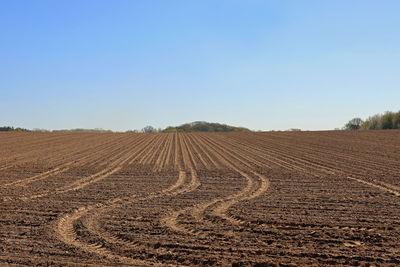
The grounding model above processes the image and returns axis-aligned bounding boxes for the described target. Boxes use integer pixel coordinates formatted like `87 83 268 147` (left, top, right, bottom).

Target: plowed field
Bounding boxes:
1 131 399 266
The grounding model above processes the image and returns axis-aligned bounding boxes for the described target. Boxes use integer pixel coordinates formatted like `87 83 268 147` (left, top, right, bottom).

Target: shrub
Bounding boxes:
344 118 363 130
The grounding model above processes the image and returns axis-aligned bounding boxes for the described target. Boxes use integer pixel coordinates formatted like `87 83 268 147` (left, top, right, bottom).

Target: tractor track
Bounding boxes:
1 131 400 266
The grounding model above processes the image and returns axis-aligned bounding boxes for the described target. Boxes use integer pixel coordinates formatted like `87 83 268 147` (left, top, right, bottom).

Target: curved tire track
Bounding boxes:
56 169 193 266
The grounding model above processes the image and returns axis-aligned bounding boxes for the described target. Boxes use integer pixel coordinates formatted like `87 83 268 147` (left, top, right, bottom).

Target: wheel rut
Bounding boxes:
5 134 153 202
3 131 400 266
160 133 271 239
55 169 193 266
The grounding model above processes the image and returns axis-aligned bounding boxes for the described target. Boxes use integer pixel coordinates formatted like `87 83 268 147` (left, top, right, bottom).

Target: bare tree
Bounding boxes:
141 126 157 133
344 118 363 130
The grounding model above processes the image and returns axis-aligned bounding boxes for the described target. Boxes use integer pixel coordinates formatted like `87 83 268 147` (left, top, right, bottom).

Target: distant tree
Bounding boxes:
141 126 157 133
162 122 251 133
381 111 395 129
344 118 364 130
344 110 400 130
361 114 382 130
394 111 400 129
0 126 14 131
163 126 178 133
0 126 30 132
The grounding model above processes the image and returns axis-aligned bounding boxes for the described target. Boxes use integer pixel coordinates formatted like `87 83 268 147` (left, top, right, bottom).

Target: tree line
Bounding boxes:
0 126 30 132
344 110 400 130
162 121 250 133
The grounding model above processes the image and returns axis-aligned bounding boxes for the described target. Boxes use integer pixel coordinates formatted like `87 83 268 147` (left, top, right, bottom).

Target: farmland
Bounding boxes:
0 131 399 266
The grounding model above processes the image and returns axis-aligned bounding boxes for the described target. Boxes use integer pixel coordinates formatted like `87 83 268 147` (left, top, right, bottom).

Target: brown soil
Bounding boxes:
0 131 399 266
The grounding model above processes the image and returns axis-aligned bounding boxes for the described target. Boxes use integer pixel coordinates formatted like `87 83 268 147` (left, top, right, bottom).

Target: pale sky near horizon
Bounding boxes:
1 1 399 131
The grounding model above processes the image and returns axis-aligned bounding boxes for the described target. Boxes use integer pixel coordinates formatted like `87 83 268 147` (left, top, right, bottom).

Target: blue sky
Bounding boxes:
1 1 399 131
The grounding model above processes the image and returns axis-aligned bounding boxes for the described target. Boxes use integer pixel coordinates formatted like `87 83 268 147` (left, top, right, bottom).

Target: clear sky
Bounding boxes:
1 1 399 131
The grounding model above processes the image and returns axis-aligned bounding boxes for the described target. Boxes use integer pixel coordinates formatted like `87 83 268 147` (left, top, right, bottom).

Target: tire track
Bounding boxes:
217 133 400 198
160 134 201 234
2 131 400 265
347 176 400 197
56 170 196 265
248 133 400 185
0 133 100 172
2 134 133 187
227 133 400 197
53 133 201 265
160 133 270 240
246 133 400 176
14 134 154 201
198 134 270 224
161 169 200 233
56 199 152 266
